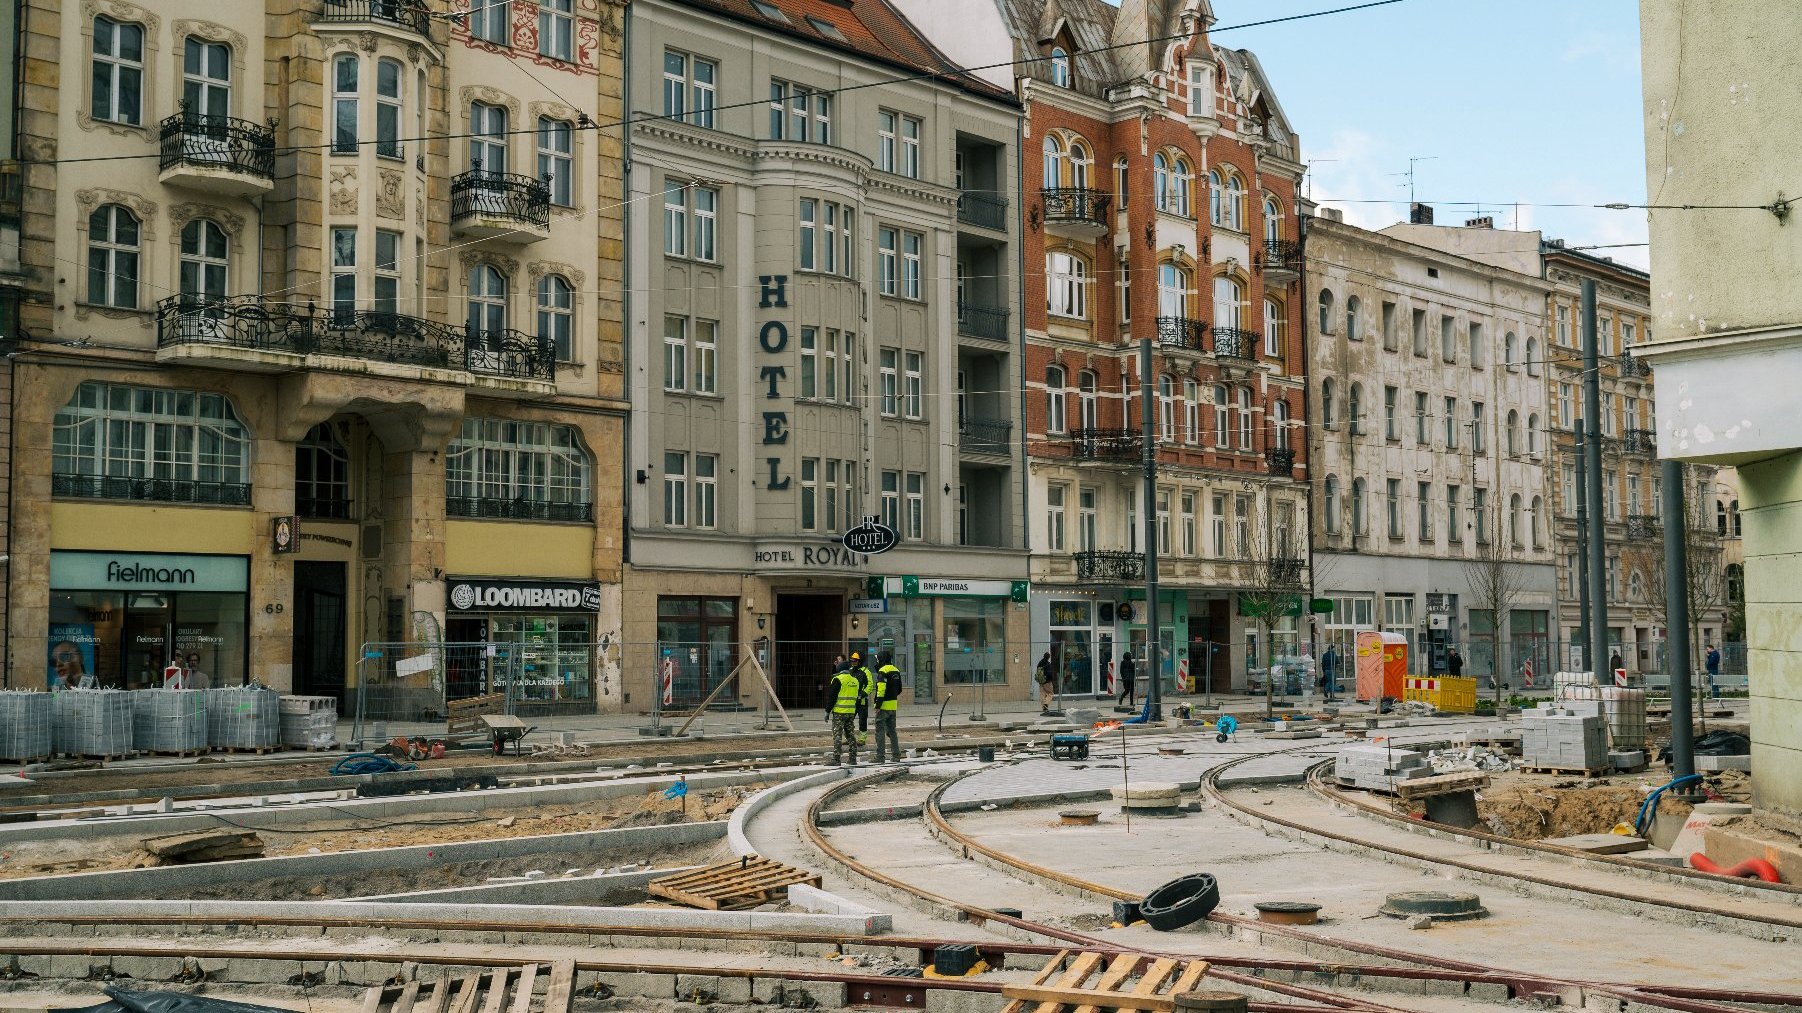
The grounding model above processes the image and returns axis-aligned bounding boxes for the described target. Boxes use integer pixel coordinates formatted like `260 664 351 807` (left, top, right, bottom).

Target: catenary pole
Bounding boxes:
1141 336 1162 722
1581 280 1610 681
1575 419 1591 669
1662 459 1695 779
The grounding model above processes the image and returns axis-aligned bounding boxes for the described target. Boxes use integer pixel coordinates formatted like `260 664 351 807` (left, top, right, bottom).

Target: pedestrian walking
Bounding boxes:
1320 645 1339 700
825 662 862 766
1705 642 1721 698
1116 650 1137 707
1035 651 1056 711
874 652 903 762
1609 650 1624 678
1446 646 1464 677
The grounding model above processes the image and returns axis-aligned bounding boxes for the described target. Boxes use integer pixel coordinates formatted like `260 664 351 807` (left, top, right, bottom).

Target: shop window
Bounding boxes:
52 381 251 504
52 551 249 690
942 599 1004 685
657 596 738 706
445 416 593 521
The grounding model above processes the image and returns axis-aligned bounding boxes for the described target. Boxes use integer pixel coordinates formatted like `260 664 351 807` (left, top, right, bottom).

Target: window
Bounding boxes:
689 319 717 394
1383 386 1398 441
690 453 716 528
1345 295 1361 341
1079 486 1097 551
662 452 687 526
1411 308 1427 356
690 185 717 261
1509 493 1523 546
1213 384 1229 448
1047 485 1067 551
1506 409 1519 456
663 182 688 257
1504 332 1518 370
1049 46 1071 87
92 16 144 126
877 111 897 172
1447 485 1461 542
1047 251 1089 318
332 55 359 153
663 51 717 128
296 423 350 518
1264 196 1282 245
1212 493 1228 554
1414 391 1429 445
466 264 507 337
444 417 593 516
1215 276 1244 328
1418 481 1433 540
880 349 899 416
1045 365 1066 434
87 205 140 309
1158 375 1175 441
1559 383 1574 428
904 351 923 418
801 459 818 530
1183 379 1200 444
1154 153 1192 216
1188 60 1208 115
1526 335 1542 376
1272 399 1291 450
532 274 576 363
1157 262 1190 318
1469 322 1484 368
877 227 898 295
1528 414 1540 456
537 117 574 206
1264 298 1285 357
1444 396 1459 449
1349 383 1363 436
1474 487 1489 543
880 471 900 532
1602 392 1617 436
663 51 688 122
177 219 227 304
53 382 251 497
1235 496 1250 558
1351 478 1367 537
902 231 922 299
538 0 573 61
1157 490 1171 554
1321 378 1336 430
330 227 356 321
1382 301 1398 350
1114 156 1129 206
769 79 830 143
1561 464 1577 517
797 200 855 276
1387 478 1402 538
663 315 687 392
373 229 400 316
799 199 816 271
836 331 851 401
1324 476 1340 535
1556 303 1571 346
1078 371 1098 429
799 328 818 399
366 57 401 159
1317 289 1334 334
824 459 844 533
470 0 510 44
1042 135 1065 187
1441 314 1457 362
1238 388 1253 450
1181 493 1196 556
1471 402 1485 454
1604 469 1619 520
900 114 922 178
183 37 230 120
1623 320 1637 348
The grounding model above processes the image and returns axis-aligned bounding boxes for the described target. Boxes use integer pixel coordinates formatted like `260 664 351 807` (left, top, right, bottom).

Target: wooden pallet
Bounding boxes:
1521 766 1608 777
361 961 574 1013
144 747 208 757
1000 950 1210 1013
213 745 278 755
448 693 506 737
647 856 822 911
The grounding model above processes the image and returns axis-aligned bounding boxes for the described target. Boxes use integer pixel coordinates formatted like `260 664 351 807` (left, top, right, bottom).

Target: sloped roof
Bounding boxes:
996 0 1123 98
672 0 1015 102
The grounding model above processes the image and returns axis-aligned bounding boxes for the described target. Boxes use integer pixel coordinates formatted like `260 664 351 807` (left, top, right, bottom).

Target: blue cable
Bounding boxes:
330 753 417 776
1635 773 1701 836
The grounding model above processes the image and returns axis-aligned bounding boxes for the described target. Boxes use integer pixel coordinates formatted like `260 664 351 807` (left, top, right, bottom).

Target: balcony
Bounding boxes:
1627 514 1660 541
1262 238 1301 279
1619 352 1652 379
448 498 594 522
1066 427 1141 464
314 0 433 39
154 295 556 390
1038 188 1110 238
957 301 1010 343
1267 447 1295 477
956 192 1008 232
1624 428 1657 456
1074 550 1144 585
157 114 276 197
1157 316 1208 352
451 169 552 242
959 416 1014 457
53 473 251 507
1267 557 1306 588
1212 326 1259 362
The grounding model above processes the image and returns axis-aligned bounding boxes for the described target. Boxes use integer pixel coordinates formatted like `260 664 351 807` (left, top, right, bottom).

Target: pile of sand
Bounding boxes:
1478 783 1691 840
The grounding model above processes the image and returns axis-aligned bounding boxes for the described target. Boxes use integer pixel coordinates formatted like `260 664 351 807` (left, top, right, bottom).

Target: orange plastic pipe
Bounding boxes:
1689 853 1782 883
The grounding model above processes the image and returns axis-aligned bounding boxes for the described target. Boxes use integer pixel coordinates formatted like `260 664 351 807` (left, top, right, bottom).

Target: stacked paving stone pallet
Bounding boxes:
1522 701 1609 771
279 695 337 749
131 688 209 754
0 691 53 762
52 688 134 757
1335 743 1429 793
205 686 280 750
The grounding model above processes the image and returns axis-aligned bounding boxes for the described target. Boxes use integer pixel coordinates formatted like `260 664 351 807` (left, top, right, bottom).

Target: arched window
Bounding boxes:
1510 493 1523 546
1263 297 1286 357
1732 499 1742 536
1324 475 1341 534
1506 409 1520 456
296 423 350 519
536 274 575 362
1350 478 1367 536
1047 251 1089 318
1154 153 1170 211
1212 384 1228 448
1264 196 1282 246
178 219 228 304
1629 570 1644 601
1067 139 1092 190
1348 382 1363 435
1526 336 1541 376
87 204 140 309
1042 135 1064 187
1504 332 1518 369
447 417 593 515
53 381 250 499
1531 496 1544 547
1113 156 1129 206
1318 288 1334 335
1528 413 1540 455
332 54 359 153
1208 169 1225 226
1272 398 1290 450
1717 500 1729 535
1214 275 1244 328
1321 378 1336 429
1045 365 1067 434
467 264 508 337
1158 261 1191 318
1345 295 1361 341
1158 374 1175 440
1172 155 1193 217
1237 387 1253 449
1078 370 1098 429
375 57 403 158
1224 171 1245 230
1049 46 1071 88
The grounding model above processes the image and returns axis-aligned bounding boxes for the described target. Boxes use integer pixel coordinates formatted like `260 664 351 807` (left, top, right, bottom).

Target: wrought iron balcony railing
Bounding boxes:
1074 549 1144 584
1627 514 1660 541
1266 447 1295 476
158 114 276 180
155 295 557 383
957 301 1009 343
447 497 594 522
1624 427 1657 456
451 170 552 229
53 473 252 506
1157 316 1208 351
1263 238 1301 273
1040 187 1111 228
956 192 1008 231
1066 426 1141 463
1267 557 1306 588
314 0 433 37
298 496 353 520
959 416 1013 455
1212 326 1259 361
1619 352 1652 378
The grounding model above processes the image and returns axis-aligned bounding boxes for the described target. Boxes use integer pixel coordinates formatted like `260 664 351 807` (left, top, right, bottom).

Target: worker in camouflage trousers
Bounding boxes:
851 651 875 746
826 662 862 766
874 652 904 762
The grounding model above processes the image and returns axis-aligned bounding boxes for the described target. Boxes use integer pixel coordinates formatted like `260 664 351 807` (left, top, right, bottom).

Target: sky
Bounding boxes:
1199 0 1651 268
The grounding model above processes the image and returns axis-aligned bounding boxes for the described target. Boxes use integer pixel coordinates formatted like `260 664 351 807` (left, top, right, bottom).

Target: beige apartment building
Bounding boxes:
14 0 627 715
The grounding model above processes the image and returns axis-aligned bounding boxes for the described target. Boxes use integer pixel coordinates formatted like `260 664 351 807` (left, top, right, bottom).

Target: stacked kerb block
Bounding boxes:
1335 744 1429 793
205 686 280 750
1521 702 1609 771
131 689 209 754
52 688 134 757
279 695 338 750
0 691 53 762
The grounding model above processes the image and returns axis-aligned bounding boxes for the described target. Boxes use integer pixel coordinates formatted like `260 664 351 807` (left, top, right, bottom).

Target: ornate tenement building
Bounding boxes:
12 0 627 714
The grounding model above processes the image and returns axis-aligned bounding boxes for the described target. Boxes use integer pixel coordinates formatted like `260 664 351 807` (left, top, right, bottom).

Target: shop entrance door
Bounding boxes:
121 594 173 689
293 562 348 703
774 593 842 710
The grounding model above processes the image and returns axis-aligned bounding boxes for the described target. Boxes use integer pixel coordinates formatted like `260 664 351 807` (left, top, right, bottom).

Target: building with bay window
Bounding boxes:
12 1 628 712
623 0 1028 713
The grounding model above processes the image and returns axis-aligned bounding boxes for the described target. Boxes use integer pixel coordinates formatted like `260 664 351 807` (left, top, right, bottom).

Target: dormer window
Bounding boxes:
1187 61 1209 116
1049 46 1071 87
750 0 789 24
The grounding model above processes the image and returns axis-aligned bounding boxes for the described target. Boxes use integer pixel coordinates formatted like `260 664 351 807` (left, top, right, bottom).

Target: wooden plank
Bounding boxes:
448 974 482 1013
1126 958 1178 998
542 960 576 1013
419 977 453 1013
391 980 422 1013
1001 986 1174 1013
1029 952 1106 1013
1164 961 1211 997
359 983 386 1013
1067 953 1141 1013
508 964 539 1013
1394 771 1491 801
1000 951 1071 1013
478 968 513 1013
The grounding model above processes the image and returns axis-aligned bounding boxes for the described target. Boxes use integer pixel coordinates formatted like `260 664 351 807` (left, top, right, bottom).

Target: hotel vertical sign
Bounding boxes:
758 275 792 491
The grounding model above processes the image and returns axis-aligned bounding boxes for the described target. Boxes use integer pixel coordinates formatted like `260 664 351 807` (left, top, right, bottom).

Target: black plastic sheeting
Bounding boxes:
59 988 299 1013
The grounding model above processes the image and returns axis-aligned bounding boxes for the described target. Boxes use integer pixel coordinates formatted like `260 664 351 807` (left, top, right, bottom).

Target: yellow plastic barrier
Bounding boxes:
1400 675 1477 714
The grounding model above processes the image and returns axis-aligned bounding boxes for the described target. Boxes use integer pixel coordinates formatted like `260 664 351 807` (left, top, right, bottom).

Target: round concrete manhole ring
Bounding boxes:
1378 891 1488 921
1173 989 1250 1012
1059 809 1100 826
1253 901 1322 925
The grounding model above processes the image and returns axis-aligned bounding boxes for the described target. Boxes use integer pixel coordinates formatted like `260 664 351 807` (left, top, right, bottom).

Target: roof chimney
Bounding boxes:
1464 216 1494 229
1409 202 1435 225
1321 207 1344 223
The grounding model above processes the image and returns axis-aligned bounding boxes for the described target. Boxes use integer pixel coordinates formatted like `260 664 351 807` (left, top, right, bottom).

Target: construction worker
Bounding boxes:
825 660 861 766
874 651 904 762
851 651 875 746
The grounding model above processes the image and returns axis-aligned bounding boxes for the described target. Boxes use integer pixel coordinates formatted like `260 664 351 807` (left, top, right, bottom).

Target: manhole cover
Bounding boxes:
1253 901 1321 925
1378 891 1488 921
1059 810 1100 826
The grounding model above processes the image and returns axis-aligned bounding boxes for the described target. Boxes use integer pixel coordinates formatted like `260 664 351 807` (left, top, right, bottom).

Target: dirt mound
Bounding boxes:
1478 783 1692 840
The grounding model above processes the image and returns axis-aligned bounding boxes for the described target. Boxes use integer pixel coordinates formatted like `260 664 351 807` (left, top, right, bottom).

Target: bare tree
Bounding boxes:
1462 506 1533 706
1238 513 1338 719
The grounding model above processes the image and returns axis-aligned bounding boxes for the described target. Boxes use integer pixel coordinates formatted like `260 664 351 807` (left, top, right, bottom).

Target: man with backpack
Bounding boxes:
874 652 904 762
1035 650 1056 711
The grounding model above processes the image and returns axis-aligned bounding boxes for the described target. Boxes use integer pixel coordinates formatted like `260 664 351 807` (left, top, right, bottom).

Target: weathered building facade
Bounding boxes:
623 0 1028 712
15 0 628 713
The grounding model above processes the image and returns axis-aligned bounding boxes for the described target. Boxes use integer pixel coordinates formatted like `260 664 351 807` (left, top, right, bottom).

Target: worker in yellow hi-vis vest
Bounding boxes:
874 652 903 763
825 663 862 766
